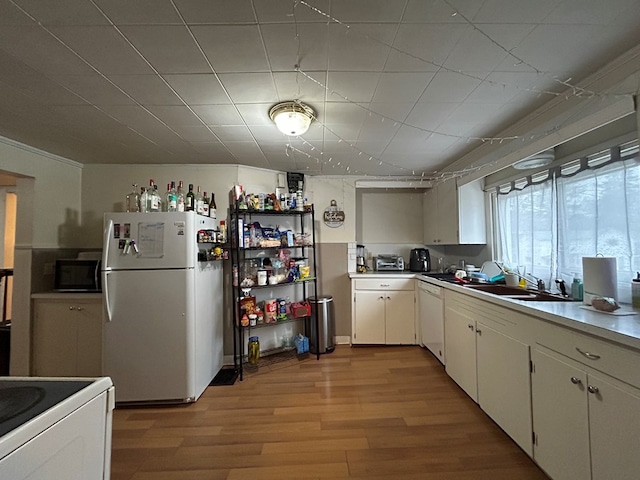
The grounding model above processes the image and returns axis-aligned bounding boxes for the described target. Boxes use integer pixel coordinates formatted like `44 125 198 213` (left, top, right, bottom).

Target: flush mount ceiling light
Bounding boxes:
512 150 555 170
269 101 315 136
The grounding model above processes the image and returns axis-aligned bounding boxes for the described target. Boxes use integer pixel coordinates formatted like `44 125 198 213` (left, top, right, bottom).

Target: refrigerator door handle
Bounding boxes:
103 219 113 269
104 271 113 322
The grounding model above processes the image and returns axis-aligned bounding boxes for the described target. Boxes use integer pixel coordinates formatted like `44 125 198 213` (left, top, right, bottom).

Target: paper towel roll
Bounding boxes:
582 256 617 304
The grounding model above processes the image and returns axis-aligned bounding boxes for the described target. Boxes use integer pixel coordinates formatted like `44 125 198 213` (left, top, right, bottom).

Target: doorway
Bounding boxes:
0 188 16 375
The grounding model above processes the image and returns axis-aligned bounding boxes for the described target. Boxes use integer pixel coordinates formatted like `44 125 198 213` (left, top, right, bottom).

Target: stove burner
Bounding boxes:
0 387 46 424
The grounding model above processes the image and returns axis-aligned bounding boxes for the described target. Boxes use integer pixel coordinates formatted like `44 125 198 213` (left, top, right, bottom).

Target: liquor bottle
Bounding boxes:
195 186 204 215
209 193 217 220
186 184 195 211
203 191 211 216
176 181 185 212
150 184 161 212
125 184 140 212
166 181 177 212
139 187 148 213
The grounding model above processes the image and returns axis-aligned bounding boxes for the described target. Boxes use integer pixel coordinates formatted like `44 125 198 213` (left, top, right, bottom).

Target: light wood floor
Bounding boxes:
111 345 548 480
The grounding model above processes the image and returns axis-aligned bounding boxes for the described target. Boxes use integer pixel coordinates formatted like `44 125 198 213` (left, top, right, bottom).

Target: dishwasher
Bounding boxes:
418 280 444 364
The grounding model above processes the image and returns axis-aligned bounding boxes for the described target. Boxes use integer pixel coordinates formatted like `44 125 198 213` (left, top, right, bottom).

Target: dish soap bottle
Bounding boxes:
632 272 640 309
571 274 583 301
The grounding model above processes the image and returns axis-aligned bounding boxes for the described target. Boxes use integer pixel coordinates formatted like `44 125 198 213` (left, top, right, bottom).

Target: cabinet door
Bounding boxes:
33 301 79 376
444 304 477 401
384 290 415 345
353 291 386 344
476 322 532 455
589 372 640 480
423 188 439 244
75 301 103 376
531 348 590 480
436 180 458 244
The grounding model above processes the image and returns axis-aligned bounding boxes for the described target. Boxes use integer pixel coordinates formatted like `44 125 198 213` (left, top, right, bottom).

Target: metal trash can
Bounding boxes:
307 296 335 354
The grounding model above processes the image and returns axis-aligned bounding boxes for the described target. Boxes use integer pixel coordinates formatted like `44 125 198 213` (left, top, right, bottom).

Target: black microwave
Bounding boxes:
54 259 102 292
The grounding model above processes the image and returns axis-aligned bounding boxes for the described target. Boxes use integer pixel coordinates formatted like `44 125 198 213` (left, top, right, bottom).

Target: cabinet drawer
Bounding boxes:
539 326 640 388
355 278 414 291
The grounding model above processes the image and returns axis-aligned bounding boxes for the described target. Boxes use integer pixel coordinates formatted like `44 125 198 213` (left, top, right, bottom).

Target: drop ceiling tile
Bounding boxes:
404 102 459 130
191 25 269 73
217 73 277 103
175 0 255 24
471 0 560 23
0 0 35 25
403 0 476 23
331 0 406 22
49 26 154 75
418 71 484 103
546 0 639 24
261 23 329 71
210 126 253 141
0 59 87 105
235 104 274 126
323 102 368 125
327 72 379 103
119 26 211 74
327 24 396 71
107 75 184 106
162 74 230 105
50 75 137 106
0 26 96 75
372 72 435 104
272 72 326 104
12 0 110 25
388 24 467 71
464 72 540 104
193 105 244 126
189 141 234 157
171 125 219 142
99 105 167 129
93 0 182 25
254 0 331 23
247 125 283 142
367 102 415 122
145 105 204 126
443 28 510 72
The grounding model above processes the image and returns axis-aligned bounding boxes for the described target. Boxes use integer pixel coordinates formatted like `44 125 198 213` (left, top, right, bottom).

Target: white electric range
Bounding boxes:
0 376 114 479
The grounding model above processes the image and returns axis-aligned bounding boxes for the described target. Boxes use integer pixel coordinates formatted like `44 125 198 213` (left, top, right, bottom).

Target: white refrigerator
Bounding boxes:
102 212 223 404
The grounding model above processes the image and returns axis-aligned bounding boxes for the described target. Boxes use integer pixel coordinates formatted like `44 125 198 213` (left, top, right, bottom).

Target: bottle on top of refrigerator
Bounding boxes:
176 181 185 212
139 187 148 213
126 184 140 212
202 192 210 216
186 184 195 211
195 186 204 215
166 181 177 212
209 194 217 219
150 183 161 212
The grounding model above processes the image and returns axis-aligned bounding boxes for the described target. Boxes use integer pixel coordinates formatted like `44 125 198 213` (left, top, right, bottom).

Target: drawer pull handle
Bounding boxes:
576 348 600 360
476 329 482 336
380 284 390 287
69 306 84 311
587 385 599 394
467 324 474 330
570 377 582 385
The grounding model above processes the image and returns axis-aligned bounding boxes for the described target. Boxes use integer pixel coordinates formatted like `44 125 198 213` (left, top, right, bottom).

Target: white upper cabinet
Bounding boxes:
423 178 486 245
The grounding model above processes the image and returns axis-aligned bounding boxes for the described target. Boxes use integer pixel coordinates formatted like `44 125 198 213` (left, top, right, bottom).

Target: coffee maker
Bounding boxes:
356 244 367 273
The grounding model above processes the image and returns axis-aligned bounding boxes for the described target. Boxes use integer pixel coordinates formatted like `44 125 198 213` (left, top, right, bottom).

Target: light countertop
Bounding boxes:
349 271 640 350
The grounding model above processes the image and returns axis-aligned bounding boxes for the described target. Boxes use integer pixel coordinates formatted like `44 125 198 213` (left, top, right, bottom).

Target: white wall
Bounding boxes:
0 138 82 248
305 176 356 243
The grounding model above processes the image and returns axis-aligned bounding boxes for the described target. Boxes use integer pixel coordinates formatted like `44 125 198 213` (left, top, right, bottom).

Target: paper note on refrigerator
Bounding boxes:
138 222 165 257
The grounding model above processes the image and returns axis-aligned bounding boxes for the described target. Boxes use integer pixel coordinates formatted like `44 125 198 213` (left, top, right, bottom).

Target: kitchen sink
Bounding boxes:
463 283 572 302
463 284 530 295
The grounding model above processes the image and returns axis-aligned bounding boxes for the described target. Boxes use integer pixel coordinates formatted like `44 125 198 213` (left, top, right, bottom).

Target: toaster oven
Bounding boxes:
374 255 405 271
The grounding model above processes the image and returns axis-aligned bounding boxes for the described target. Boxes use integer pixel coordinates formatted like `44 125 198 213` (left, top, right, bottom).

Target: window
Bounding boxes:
494 141 639 303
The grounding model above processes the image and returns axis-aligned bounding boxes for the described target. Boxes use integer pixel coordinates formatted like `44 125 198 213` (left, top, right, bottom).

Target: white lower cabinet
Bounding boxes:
444 298 477 401
532 346 640 480
352 278 415 345
476 322 532 456
32 297 103 377
444 291 532 454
